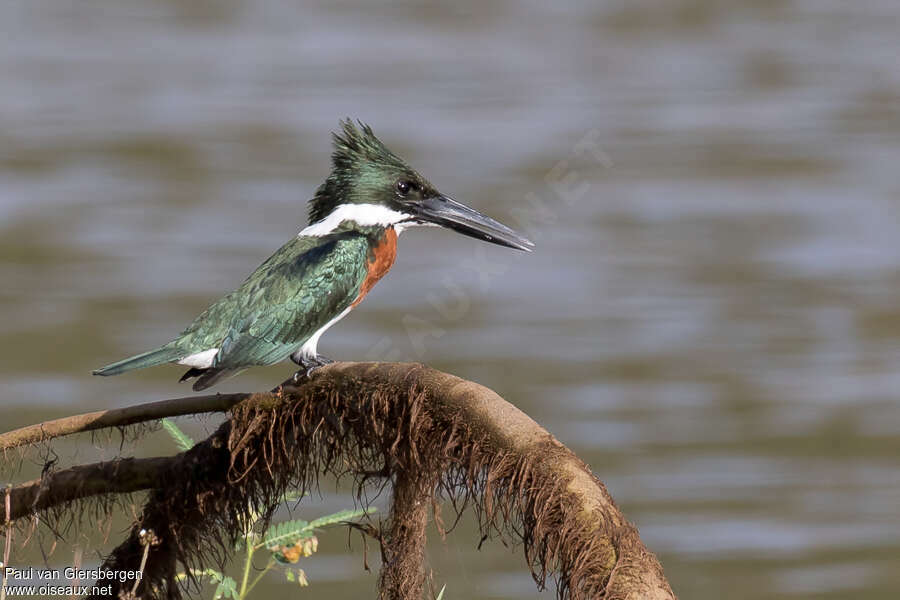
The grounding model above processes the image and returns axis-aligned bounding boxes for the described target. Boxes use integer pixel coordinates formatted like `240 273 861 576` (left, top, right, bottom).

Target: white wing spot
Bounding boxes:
178 348 219 368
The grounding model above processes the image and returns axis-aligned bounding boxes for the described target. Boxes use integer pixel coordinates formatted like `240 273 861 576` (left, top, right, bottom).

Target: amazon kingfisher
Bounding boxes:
94 120 533 390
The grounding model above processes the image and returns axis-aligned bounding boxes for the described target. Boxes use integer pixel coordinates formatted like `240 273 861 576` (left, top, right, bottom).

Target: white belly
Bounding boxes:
291 305 354 363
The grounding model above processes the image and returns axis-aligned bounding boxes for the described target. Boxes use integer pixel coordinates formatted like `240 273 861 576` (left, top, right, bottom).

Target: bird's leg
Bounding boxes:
290 354 334 382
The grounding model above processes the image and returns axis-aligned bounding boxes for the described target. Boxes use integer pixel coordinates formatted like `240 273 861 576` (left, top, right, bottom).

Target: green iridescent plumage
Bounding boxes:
94 119 533 390
174 232 370 367
94 121 420 390
95 230 377 389
308 120 439 224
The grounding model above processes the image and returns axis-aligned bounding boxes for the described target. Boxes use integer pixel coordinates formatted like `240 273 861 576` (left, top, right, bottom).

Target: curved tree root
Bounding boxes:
4 362 675 600
379 464 440 599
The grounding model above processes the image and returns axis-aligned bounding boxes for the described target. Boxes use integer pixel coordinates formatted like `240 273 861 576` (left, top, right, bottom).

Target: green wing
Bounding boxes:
172 232 370 369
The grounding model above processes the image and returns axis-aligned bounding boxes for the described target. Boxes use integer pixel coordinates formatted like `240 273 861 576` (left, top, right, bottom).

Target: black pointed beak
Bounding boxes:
413 195 534 252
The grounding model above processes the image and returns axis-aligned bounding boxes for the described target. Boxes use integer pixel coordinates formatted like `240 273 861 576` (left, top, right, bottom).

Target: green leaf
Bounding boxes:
306 507 376 530
263 518 312 548
213 575 238 599
281 490 306 504
181 569 237 599
186 567 224 581
263 507 374 550
161 418 194 452
436 584 446 600
285 569 295 582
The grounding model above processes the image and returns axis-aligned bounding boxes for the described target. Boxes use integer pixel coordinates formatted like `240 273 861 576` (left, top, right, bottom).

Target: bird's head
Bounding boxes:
307 120 533 251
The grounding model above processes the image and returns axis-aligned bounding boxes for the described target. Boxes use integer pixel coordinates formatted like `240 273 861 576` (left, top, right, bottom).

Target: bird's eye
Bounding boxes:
396 180 414 196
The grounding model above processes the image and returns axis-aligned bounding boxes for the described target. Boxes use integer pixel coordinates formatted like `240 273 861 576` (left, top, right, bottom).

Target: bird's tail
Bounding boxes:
93 346 181 377
191 368 243 391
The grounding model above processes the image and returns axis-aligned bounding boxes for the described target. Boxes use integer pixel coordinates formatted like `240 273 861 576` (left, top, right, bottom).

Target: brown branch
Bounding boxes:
7 456 173 521
377 390 443 600
379 467 435 600
2 362 675 600
0 392 250 450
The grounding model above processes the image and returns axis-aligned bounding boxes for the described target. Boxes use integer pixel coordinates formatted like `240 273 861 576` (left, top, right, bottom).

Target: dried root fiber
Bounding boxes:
87 362 674 600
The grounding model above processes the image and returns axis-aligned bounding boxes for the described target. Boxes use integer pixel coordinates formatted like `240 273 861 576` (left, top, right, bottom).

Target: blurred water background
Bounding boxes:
2 1 899 598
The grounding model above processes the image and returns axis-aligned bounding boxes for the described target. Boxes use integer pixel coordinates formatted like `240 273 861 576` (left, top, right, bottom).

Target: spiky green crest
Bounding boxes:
307 120 439 224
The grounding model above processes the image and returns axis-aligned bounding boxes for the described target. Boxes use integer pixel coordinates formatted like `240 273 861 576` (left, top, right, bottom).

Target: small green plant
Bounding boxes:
162 418 374 599
161 418 194 452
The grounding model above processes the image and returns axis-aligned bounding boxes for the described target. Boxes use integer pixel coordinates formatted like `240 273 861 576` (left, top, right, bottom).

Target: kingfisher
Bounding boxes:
94 120 533 390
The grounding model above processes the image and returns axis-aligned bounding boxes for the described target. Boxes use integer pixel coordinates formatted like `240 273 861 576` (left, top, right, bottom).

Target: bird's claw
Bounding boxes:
291 355 334 381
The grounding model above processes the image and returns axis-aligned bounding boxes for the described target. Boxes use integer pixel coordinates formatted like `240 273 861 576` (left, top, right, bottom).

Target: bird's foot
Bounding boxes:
291 354 334 382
